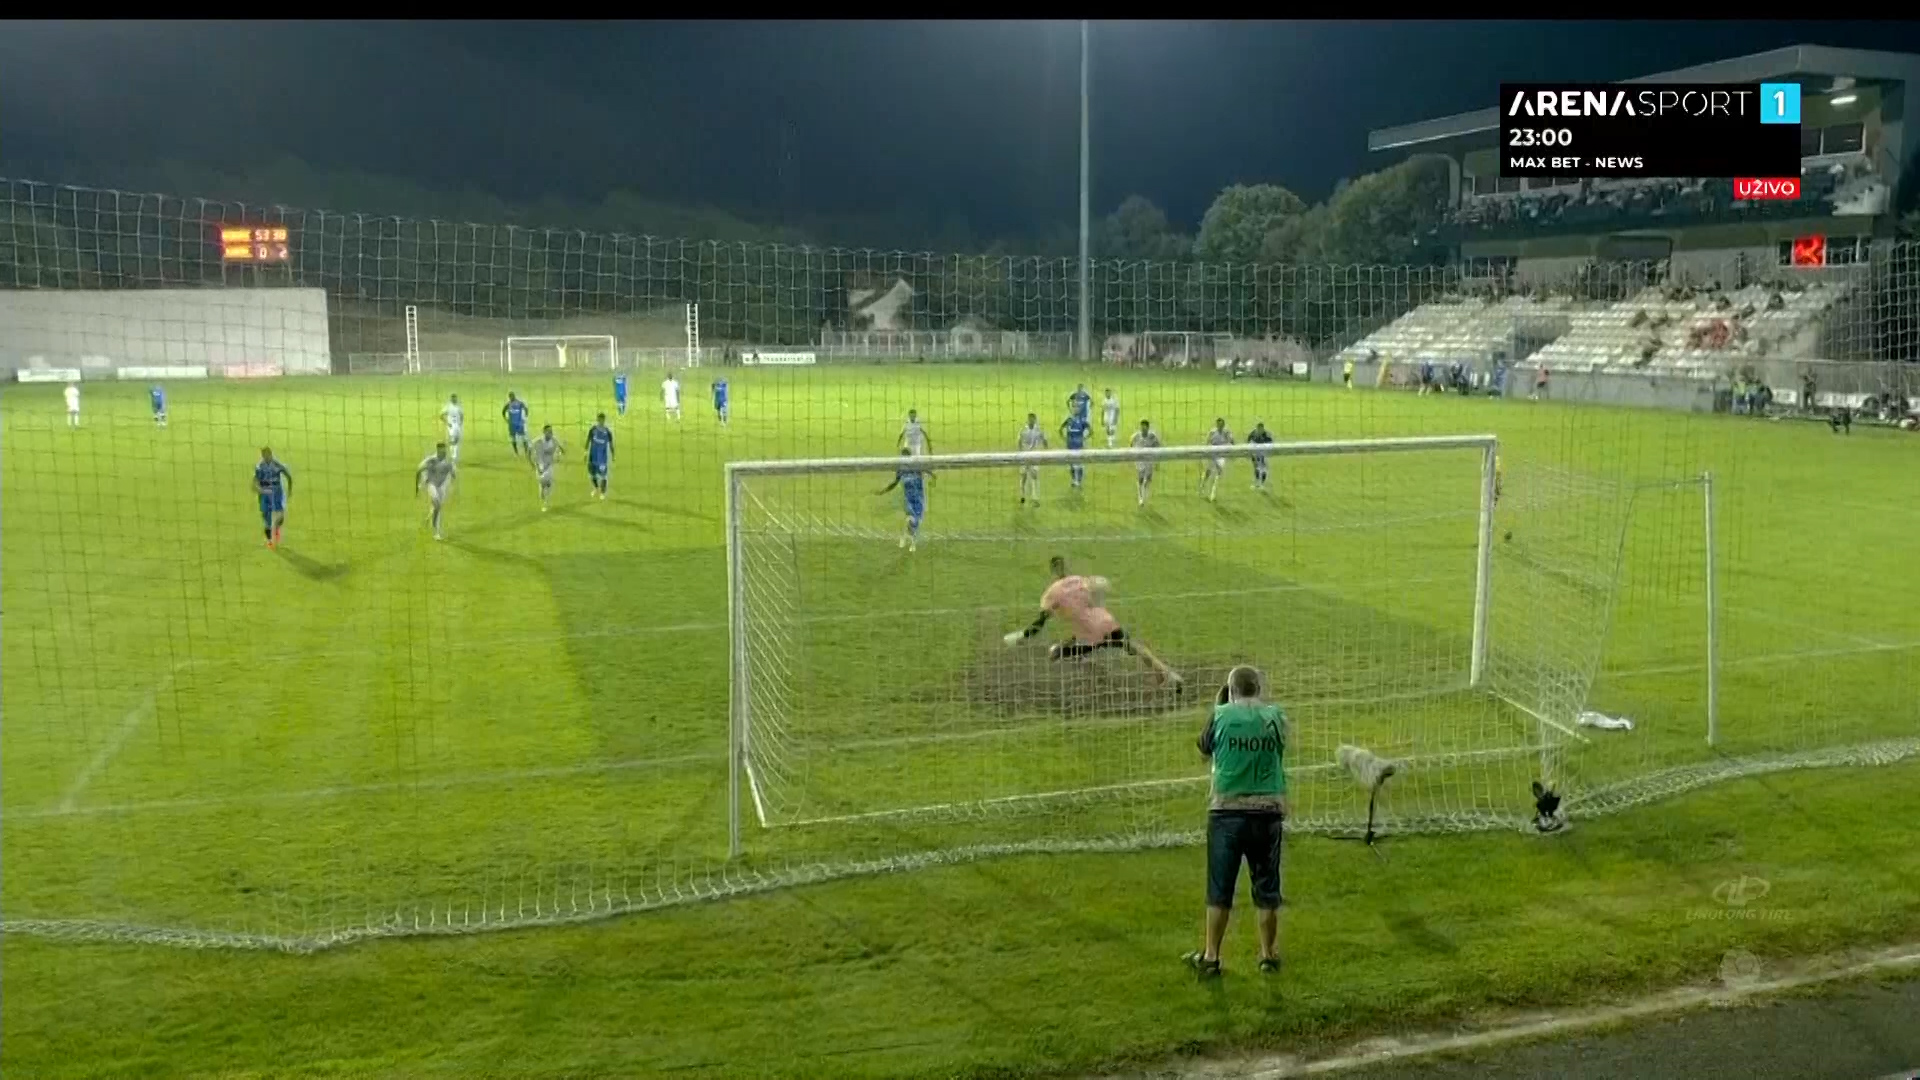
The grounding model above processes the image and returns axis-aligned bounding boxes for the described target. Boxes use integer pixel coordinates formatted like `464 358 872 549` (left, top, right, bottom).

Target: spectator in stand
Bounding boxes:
1802 372 1819 415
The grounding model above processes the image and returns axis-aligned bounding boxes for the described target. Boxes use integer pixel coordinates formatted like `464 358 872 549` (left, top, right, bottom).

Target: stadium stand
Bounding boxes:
1336 281 1851 384
1444 161 1890 236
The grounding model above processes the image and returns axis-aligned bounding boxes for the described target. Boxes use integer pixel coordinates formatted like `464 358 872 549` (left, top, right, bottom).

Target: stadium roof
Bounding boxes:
1368 44 1920 152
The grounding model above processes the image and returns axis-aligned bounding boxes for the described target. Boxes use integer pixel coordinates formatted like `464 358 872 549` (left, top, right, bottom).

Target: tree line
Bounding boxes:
16 153 1454 264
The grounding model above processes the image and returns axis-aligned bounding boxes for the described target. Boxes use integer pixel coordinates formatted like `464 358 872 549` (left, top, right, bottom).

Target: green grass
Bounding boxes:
3 363 1917 1077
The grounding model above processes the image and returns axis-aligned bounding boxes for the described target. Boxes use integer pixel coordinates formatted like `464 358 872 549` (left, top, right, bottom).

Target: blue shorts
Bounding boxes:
589 458 609 479
905 495 924 522
1206 810 1284 910
508 423 526 439
258 490 285 515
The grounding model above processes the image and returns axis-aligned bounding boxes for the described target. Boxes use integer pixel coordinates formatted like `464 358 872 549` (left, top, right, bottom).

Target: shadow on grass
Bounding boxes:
549 501 654 535
273 546 350 583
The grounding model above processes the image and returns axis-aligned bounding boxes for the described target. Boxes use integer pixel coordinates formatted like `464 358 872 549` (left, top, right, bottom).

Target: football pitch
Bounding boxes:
3 363 1918 1078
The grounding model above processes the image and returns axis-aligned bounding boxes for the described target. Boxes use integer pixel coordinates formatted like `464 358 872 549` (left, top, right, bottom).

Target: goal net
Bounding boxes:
502 334 617 373
725 435 1625 851
1102 331 1235 368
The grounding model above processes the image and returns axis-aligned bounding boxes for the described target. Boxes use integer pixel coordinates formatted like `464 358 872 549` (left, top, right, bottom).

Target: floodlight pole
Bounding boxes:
1077 19 1091 362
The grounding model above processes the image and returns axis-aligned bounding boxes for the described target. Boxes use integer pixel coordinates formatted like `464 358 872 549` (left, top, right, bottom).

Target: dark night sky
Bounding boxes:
5 21 1920 238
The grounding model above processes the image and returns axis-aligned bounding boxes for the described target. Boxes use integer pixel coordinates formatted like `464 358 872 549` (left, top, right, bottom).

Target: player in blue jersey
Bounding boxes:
149 384 168 428
502 391 531 457
613 373 629 417
585 412 615 499
876 448 928 552
1059 410 1093 489
253 447 293 548
1068 383 1092 424
711 377 730 424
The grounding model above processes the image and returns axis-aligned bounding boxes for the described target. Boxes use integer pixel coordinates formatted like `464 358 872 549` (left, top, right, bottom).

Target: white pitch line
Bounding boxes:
19 747 723 822
57 681 166 813
1727 602 1888 650
1608 638 1920 680
1221 944 1920 1079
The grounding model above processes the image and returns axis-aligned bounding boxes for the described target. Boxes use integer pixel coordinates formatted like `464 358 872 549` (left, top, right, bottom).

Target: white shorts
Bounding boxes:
447 426 463 445
536 466 554 487
426 481 451 505
664 398 680 411
1137 463 1156 479
1206 457 1226 474
1021 464 1039 479
1104 418 1118 434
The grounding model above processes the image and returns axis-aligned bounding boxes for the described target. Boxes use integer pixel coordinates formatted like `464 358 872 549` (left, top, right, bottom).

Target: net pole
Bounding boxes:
1076 18 1091 362
726 466 747 858
1471 440 1498 687
1703 469 1719 747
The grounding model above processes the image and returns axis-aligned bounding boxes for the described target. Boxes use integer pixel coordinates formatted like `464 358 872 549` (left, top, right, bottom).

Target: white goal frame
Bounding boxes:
722 433 1499 856
501 334 618 373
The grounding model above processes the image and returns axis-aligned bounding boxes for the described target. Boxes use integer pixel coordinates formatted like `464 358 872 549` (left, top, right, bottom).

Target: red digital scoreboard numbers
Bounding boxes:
220 226 290 263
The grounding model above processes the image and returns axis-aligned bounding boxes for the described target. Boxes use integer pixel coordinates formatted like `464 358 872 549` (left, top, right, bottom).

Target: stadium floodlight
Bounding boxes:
721 434 1546 856
502 335 618 373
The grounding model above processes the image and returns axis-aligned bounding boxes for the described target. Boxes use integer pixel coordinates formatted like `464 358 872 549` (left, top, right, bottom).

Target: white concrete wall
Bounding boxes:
0 288 331 378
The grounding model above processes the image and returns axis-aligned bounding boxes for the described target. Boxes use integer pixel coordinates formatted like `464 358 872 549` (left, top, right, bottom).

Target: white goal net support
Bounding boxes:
723 435 1662 855
502 334 617 373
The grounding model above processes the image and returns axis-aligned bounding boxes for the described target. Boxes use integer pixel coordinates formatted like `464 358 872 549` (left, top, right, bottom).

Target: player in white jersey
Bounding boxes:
528 424 564 511
1102 389 1120 448
415 442 458 541
63 382 81 428
661 372 682 421
898 409 931 456
1129 419 1161 507
1201 418 1233 502
1017 412 1049 506
439 394 465 463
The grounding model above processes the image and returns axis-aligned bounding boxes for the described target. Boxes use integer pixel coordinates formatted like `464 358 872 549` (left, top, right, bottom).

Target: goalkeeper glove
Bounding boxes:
1003 630 1025 647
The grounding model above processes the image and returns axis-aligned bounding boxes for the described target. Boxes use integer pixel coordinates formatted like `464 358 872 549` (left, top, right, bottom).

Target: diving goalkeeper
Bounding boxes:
1003 555 1184 692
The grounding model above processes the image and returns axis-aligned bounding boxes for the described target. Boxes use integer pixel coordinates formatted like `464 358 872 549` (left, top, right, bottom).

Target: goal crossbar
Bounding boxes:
724 433 1500 856
501 335 618 372
725 433 1500 478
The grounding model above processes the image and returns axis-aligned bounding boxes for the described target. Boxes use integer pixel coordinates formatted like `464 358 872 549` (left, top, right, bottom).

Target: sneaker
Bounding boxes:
908 540 917 553
898 536 908 549
1182 951 1221 979
1258 957 1282 975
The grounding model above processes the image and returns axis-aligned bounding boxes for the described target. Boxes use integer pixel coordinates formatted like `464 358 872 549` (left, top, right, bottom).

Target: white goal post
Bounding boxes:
502 335 618 373
722 434 1503 856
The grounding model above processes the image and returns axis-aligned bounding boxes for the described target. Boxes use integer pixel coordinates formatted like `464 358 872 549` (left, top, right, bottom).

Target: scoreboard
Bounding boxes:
1499 82 1802 186
220 226 291 263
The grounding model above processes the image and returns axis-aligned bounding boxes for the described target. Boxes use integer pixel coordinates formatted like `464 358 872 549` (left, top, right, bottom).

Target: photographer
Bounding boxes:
1184 665 1290 979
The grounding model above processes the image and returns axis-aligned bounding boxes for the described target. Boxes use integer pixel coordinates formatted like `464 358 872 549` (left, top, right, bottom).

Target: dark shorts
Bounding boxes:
1206 810 1284 910
1054 627 1128 659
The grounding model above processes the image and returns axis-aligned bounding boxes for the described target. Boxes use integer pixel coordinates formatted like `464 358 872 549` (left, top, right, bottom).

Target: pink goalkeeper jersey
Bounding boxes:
1042 575 1118 645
